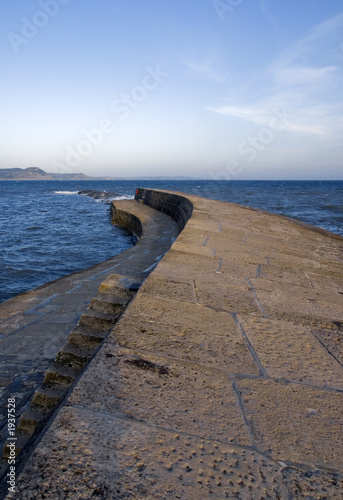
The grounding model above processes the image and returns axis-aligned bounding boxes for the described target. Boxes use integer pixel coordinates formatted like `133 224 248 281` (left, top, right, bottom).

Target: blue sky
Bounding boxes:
1 0 343 179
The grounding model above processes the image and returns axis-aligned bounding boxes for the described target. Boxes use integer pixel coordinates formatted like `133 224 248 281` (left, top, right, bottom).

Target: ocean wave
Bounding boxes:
112 195 135 200
54 191 79 195
92 194 134 203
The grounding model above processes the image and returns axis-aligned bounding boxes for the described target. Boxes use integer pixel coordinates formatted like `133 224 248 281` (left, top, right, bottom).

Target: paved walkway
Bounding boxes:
6 192 343 498
0 201 179 475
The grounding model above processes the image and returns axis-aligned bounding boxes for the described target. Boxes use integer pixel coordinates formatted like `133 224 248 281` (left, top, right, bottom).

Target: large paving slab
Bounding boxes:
237 315 343 388
112 309 259 375
68 345 251 445
5 189 343 499
237 378 343 471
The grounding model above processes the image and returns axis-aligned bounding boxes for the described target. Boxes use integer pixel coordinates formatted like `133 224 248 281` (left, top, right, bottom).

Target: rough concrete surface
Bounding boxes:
5 191 343 498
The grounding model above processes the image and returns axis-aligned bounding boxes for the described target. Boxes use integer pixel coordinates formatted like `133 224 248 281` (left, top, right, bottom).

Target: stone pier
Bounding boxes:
1 189 343 499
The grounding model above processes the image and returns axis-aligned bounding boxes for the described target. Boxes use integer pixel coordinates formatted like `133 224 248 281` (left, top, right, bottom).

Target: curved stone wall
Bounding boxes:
111 207 143 238
135 188 193 232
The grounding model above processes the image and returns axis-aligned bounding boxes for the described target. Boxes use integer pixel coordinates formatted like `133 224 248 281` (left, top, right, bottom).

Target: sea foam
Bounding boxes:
54 191 79 195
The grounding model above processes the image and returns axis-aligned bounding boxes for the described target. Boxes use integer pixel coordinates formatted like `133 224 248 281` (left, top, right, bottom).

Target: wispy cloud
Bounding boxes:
259 0 279 31
208 105 271 125
210 13 343 138
185 58 230 83
278 12 343 66
272 65 338 85
187 61 225 82
208 102 330 136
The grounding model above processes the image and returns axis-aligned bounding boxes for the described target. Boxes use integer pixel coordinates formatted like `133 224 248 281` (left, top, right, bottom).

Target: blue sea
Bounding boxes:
0 180 342 304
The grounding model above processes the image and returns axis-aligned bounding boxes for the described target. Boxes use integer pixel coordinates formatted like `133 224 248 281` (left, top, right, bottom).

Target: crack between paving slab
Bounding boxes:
256 264 261 279
270 376 343 394
310 330 343 368
232 380 258 449
245 278 270 318
216 257 223 273
203 235 210 247
231 313 267 378
277 460 343 476
190 280 197 304
265 256 275 265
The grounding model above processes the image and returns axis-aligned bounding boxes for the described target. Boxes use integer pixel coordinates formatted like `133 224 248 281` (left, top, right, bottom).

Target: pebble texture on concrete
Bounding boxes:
8 190 343 498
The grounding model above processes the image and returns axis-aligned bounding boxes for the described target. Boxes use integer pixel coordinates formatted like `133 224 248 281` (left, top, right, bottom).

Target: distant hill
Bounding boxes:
0 168 201 181
0 167 92 181
119 176 198 180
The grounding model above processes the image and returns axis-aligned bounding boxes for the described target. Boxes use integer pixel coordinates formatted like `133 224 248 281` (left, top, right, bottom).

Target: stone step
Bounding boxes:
16 407 49 436
44 363 81 387
55 342 96 369
31 386 66 410
78 309 116 331
89 296 127 316
98 275 139 297
68 325 108 348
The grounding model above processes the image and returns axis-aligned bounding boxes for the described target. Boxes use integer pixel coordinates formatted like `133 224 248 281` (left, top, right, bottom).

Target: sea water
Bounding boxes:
0 180 342 303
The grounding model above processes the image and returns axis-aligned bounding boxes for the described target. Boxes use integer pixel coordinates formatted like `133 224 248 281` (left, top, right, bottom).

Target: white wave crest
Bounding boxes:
112 195 135 200
54 191 79 195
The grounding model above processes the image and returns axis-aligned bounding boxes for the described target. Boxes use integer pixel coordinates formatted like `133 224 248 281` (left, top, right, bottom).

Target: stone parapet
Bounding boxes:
135 187 193 231
111 206 143 238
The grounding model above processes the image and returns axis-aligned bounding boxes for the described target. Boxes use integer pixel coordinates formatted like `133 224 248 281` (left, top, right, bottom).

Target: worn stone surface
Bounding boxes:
113 313 259 375
7 190 343 498
69 345 251 445
252 277 343 328
14 407 287 499
237 315 343 387
195 284 263 316
237 378 343 471
138 272 195 302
